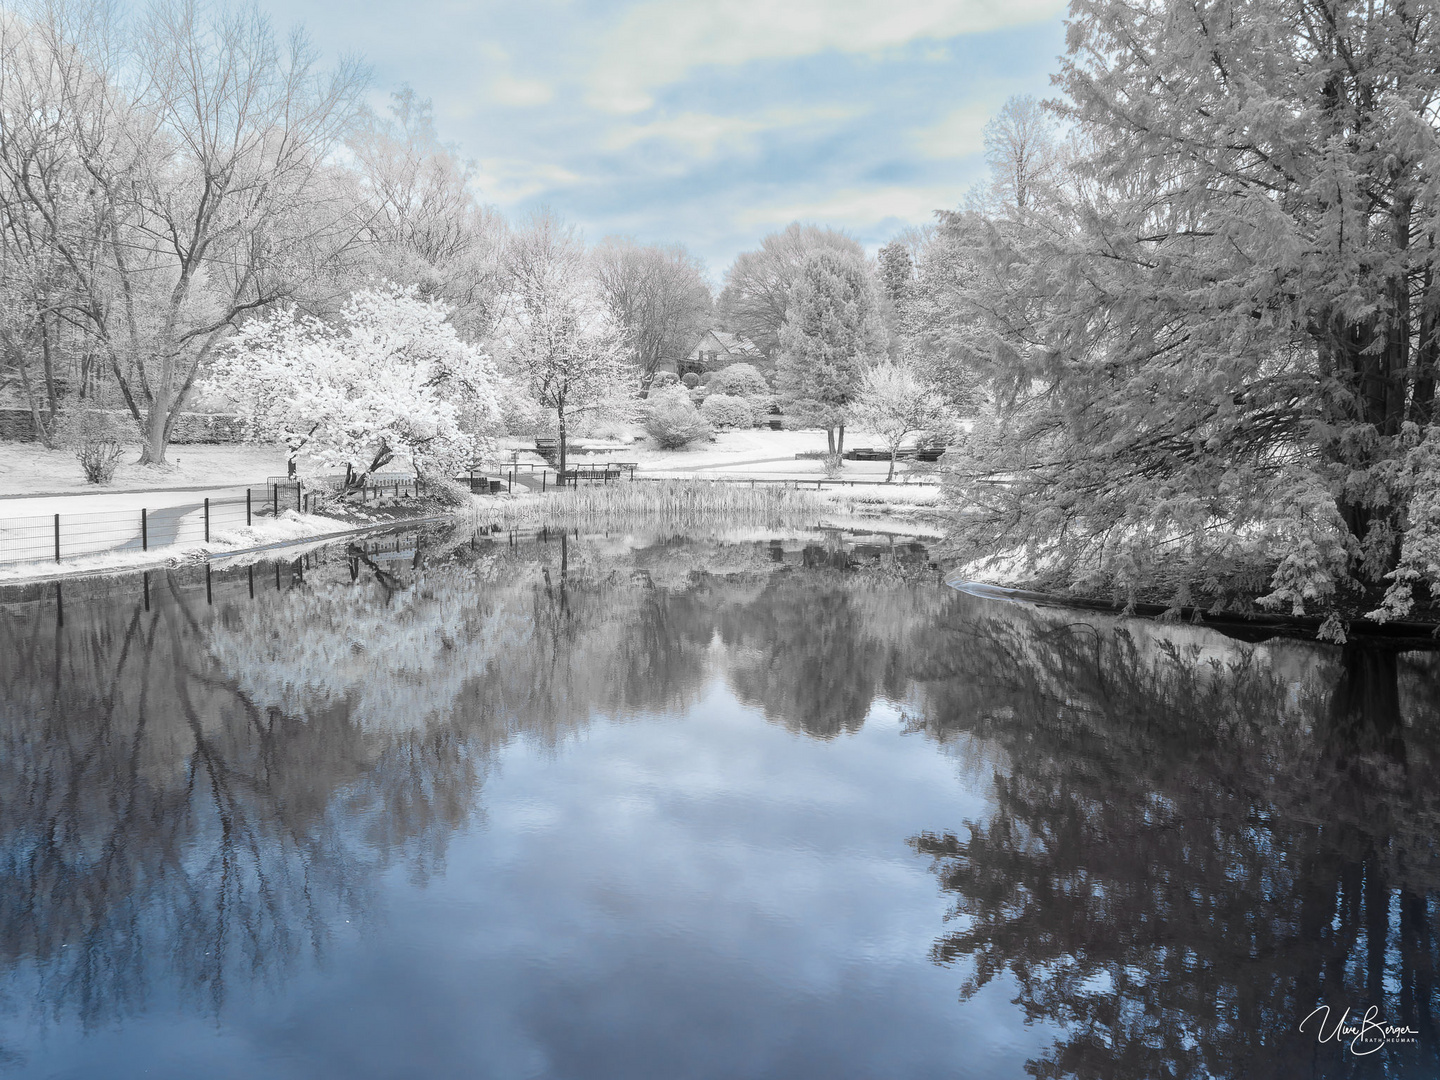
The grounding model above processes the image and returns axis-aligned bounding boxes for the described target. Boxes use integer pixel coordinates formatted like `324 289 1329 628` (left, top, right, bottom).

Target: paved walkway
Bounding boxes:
0 482 281 564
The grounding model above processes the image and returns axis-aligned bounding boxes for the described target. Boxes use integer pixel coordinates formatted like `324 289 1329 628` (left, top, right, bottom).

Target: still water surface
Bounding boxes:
0 527 1437 1079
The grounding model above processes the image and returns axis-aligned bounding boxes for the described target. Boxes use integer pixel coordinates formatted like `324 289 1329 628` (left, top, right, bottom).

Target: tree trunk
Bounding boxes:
826 428 835 456
1410 267 1437 426
837 423 845 456
557 405 568 489
887 447 896 483
137 402 170 466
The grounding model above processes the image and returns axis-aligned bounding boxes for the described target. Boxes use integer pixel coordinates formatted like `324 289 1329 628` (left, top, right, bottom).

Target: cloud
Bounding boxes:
587 0 1067 112
910 101 998 159
476 158 585 202
737 184 969 232
490 73 555 107
604 107 861 159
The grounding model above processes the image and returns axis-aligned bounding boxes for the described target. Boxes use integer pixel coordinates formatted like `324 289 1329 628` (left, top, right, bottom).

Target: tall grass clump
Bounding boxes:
477 479 828 531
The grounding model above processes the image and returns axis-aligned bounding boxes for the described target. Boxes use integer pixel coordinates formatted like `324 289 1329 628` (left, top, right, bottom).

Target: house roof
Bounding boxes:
691 329 757 357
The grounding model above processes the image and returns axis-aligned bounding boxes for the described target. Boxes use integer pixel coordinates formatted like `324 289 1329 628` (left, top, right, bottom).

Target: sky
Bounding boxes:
255 0 1070 279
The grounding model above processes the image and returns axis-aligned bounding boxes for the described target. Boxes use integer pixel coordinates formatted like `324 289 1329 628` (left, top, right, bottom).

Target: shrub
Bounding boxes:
419 469 473 507
701 393 758 429
60 409 130 484
651 370 680 391
644 388 711 449
681 372 700 388
710 362 769 397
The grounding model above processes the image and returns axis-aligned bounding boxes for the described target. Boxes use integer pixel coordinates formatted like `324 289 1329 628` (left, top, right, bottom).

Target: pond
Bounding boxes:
0 525 1437 1079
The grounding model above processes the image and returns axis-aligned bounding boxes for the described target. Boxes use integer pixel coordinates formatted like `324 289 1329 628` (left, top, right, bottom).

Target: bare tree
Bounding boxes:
0 8 105 445
497 210 632 482
974 95 1060 222
345 87 507 339
717 222 864 360
591 237 711 392
5 0 366 465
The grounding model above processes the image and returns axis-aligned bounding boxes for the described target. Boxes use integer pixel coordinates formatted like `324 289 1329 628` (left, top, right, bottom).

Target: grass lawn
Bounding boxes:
0 428 941 500
0 441 292 497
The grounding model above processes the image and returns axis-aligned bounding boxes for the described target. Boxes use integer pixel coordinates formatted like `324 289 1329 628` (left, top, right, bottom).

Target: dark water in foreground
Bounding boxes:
0 527 1438 1079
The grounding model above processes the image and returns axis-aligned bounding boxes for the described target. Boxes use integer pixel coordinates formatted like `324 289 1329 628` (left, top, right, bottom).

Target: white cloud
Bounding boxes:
910 101 997 159
604 107 860 158
737 184 968 231
490 73 555 107
476 158 585 203
587 0 1066 112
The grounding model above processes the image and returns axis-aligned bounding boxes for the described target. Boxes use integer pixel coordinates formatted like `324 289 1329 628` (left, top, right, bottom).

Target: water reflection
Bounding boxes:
907 598 1440 1079
0 530 944 1040
0 530 1436 1077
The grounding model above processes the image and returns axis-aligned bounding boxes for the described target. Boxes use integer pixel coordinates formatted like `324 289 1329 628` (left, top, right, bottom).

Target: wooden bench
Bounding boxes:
561 463 623 484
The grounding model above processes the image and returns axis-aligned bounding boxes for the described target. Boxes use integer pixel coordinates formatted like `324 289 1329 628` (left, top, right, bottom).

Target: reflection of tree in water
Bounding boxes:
907 596 1440 1079
0 531 940 1034
718 542 945 737
0 576 379 1030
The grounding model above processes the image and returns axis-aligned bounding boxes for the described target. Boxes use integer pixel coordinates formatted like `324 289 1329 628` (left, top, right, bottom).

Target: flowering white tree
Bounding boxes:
497 212 634 480
209 284 500 487
851 361 952 482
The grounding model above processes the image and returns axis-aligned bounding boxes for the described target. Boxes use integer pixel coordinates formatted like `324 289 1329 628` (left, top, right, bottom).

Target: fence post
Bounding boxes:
508 470 513 494
247 489 252 527
296 483 301 514
272 484 278 518
53 514 60 563
141 508 148 551
204 497 210 542
541 471 547 494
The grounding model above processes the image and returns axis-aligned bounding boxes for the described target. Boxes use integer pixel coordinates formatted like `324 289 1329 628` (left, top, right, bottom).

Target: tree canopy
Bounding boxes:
775 248 887 455
718 223 864 360
942 0 1440 629
592 237 712 391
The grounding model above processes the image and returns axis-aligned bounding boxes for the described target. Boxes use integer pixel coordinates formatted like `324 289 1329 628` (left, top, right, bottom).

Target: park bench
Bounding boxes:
560 463 623 484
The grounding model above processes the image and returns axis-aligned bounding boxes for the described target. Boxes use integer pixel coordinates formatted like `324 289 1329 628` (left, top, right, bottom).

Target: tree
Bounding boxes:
718 223 864 360
592 237 712 391
344 87 507 339
208 284 499 486
851 361 951 481
775 248 887 456
970 94 1060 222
496 211 633 482
0 0 366 466
943 0 1440 625
0 10 101 447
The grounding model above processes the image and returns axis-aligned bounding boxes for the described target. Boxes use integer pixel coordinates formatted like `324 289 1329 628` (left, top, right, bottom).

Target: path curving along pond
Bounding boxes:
0 524 1436 1079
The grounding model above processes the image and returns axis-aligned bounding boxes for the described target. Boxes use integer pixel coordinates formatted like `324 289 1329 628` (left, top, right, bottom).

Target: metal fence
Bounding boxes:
291 472 421 498
0 484 324 567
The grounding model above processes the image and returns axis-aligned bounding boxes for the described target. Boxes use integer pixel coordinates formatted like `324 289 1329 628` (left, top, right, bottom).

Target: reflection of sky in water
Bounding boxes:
3 680 1049 1080
3 531 1439 1080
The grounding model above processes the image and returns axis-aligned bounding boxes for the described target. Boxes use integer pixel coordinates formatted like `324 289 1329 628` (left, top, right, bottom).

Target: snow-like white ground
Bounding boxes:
0 429 943 573
520 428 943 483
0 509 362 582
0 442 289 497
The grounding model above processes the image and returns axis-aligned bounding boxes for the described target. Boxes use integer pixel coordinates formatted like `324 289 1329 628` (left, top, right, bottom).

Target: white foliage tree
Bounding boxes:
209 284 500 487
851 361 952 482
497 212 634 479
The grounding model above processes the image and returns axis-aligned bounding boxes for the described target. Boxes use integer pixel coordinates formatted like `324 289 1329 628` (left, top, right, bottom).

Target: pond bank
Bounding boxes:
948 577 1440 646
